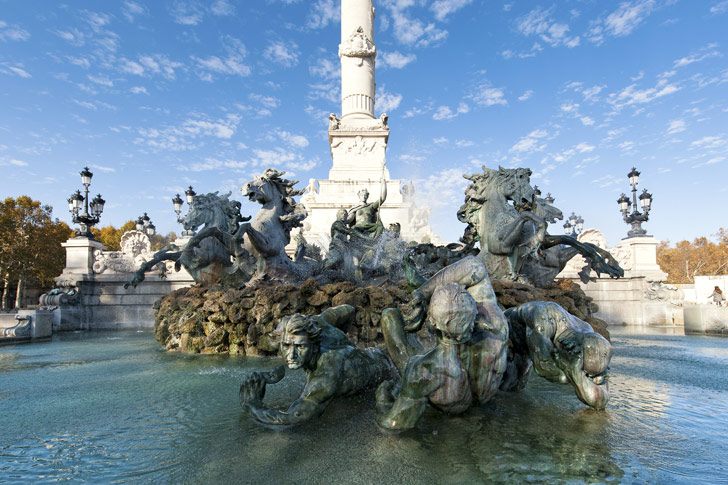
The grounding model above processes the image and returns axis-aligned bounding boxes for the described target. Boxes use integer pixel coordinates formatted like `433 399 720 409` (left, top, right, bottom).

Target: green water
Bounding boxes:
1 328 727 484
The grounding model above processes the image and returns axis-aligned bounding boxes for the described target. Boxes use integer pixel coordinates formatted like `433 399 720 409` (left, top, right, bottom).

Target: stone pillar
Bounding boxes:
60 237 103 276
614 236 667 281
340 0 376 120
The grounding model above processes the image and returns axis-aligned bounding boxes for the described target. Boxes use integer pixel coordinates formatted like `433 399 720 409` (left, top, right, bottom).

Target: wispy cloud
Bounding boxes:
122 1 147 22
510 129 548 153
710 1 728 14
515 7 580 49
673 44 722 69
667 119 686 134
263 40 300 67
170 1 204 25
0 20 30 41
607 79 680 109
306 0 339 29
430 0 474 22
377 88 403 113
587 0 655 45
135 114 242 151
379 51 417 69
0 62 31 78
191 36 250 81
432 103 469 120
518 90 533 101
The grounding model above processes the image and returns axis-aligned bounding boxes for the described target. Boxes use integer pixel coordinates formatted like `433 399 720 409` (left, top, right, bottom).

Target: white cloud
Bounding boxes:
377 89 403 113
432 102 468 120
131 86 148 95
379 51 416 69
73 99 97 110
276 130 309 148
431 0 473 22
210 0 235 16
580 116 595 126
390 9 448 47
710 1 728 14
433 106 455 120
88 74 113 87
673 45 721 69
515 7 580 48
0 62 31 78
135 55 183 80
135 114 242 151
120 58 145 75
83 11 111 32
54 28 85 46
122 1 147 22
170 1 204 25
608 79 680 109
263 41 299 67
0 21 30 41
691 135 727 150
249 93 280 109
68 56 92 69
518 90 533 101
310 57 339 80
306 0 339 29
667 119 686 134
471 85 507 107
433 137 449 145
0 158 29 167
510 129 548 153
90 164 116 173
587 0 655 44
192 36 250 80
415 168 468 208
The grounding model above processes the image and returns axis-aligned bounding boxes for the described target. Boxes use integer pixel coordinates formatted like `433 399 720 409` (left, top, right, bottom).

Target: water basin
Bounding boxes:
1 327 726 483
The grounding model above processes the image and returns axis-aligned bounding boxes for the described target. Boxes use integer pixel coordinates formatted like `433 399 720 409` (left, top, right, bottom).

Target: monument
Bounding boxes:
299 0 438 249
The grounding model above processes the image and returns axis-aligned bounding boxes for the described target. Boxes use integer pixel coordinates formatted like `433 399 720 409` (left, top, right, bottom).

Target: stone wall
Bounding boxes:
154 278 608 356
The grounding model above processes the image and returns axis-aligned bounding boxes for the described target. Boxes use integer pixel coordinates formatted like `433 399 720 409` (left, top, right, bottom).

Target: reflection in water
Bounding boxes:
0 328 727 482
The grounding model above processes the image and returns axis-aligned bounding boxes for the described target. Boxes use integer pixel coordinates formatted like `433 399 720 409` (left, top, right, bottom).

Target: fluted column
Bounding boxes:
340 0 376 120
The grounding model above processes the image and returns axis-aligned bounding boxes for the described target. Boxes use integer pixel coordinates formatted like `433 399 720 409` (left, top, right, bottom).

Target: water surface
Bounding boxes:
1 327 727 483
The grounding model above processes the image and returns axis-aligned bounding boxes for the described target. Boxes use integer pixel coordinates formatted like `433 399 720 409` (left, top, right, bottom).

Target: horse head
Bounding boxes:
242 168 289 206
498 166 534 208
183 191 231 231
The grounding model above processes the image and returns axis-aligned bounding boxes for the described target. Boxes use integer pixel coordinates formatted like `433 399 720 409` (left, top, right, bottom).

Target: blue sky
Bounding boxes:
0 0 726 247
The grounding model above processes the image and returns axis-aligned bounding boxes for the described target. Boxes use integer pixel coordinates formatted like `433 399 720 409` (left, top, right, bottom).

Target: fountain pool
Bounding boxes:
1 327 727 483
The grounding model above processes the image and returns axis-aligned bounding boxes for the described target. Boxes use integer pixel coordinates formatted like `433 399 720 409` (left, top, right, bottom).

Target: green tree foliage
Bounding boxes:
657 228 728 283
0 196 74 309
93 220 136 251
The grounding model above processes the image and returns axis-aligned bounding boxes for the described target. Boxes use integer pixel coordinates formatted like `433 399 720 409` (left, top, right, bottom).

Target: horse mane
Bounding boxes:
457 165 533 239
260 168 307 232
192 191 244 233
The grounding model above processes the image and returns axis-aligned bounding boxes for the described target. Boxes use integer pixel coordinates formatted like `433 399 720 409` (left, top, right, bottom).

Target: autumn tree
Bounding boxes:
0 196 73 310
657 228 728 284
93 220 136 251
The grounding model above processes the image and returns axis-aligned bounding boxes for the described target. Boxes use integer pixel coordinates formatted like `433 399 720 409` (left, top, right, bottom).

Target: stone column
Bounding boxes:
340 0 376 120
60 237 103 276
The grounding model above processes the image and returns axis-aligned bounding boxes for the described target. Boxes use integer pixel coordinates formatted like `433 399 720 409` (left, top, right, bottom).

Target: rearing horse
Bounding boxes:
457 165 623 286
125 192 253 288
187 168 316 282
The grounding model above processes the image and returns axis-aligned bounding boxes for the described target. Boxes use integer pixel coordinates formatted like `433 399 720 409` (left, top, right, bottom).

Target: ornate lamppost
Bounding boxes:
172 186 196 237
563 212 584 236
534 186 555 206
617 167 653 238
67 166 105 238
135 213 156 236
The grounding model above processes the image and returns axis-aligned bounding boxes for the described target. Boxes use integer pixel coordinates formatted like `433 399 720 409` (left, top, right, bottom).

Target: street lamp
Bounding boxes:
563 212 584 236
617 167 653 238
172 186 196 237
68 166 105 238
136 213 156 236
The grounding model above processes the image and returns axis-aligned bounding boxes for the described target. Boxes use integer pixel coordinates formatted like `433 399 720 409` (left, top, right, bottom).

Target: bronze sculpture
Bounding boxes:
239 305 394 425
